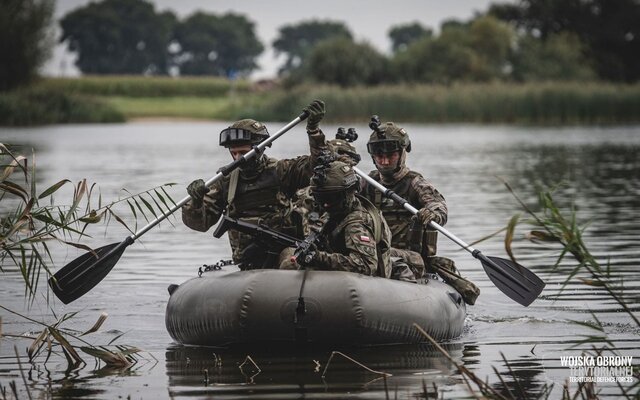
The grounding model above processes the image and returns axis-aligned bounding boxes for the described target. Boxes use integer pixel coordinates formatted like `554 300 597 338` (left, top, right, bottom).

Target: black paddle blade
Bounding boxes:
475 253 546 306
48 238 133 304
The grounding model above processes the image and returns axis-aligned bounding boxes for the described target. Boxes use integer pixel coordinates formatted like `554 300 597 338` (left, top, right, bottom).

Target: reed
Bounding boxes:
5 78 639 125
0 144 178 301
247 82 640 125
0 86 124 125
102 96 236 120
37 75 251 97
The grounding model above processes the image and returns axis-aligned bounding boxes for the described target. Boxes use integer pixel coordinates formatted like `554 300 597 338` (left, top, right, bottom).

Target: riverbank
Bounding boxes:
2 76 639 126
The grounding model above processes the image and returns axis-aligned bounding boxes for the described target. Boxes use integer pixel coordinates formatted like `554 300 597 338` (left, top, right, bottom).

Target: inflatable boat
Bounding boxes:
165 266 466 346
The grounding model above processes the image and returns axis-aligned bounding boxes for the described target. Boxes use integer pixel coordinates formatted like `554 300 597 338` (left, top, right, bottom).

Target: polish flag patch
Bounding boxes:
359 235 371 242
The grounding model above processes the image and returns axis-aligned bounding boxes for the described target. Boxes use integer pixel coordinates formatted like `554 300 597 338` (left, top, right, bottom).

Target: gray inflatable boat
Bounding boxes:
166 267 466 346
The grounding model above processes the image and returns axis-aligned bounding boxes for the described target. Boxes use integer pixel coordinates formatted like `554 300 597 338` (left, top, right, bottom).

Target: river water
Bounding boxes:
1 122 639 399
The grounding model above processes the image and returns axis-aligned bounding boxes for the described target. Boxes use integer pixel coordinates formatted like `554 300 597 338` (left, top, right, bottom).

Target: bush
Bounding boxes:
0 87 125 125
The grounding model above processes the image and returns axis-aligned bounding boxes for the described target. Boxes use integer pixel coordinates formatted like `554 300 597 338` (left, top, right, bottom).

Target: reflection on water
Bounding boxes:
1 123 639 398
165 343 462 399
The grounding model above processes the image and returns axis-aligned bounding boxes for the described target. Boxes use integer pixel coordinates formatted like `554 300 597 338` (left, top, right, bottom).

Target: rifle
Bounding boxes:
213 216 319 265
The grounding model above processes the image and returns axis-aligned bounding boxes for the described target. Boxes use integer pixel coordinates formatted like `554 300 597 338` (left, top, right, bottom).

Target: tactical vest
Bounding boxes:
330 195 392 278
365 170 438 257
223 158 297 262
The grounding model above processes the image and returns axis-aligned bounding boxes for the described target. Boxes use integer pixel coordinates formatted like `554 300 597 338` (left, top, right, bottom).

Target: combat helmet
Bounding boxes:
366 116 411 155
219 119 269 148
310 158 359 212
329 127 361 165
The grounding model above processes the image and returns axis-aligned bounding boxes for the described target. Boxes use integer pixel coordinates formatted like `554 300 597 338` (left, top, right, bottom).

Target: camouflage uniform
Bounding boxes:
301 160 392 278
292 129 361 236
364 169 447 257
182 119 329 267
363 120 479 304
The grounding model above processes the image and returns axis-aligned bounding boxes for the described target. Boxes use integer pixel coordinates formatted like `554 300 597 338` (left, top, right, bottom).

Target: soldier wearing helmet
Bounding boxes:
363 119 447 258
181 100 329 268
296 159 392 277
362 117 479 304
291 127 362 236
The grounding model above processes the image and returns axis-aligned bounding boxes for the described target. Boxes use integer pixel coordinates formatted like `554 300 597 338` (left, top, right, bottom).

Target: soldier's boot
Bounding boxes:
426 256 480 305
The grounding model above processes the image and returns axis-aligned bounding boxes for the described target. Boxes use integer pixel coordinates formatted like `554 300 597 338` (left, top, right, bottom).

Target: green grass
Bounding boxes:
0 86 124 125
3 77 640 125
36 75 251 97
103 96 236 119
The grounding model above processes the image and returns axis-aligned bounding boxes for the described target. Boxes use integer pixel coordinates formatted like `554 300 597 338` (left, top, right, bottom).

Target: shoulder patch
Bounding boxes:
359 235 371 243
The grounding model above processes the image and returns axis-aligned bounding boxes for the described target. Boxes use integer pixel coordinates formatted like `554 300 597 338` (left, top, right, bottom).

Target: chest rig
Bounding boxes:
225 158 289 221
365 170 437 257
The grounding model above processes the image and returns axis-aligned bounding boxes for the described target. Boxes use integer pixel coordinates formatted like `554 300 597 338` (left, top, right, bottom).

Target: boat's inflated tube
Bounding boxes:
165 268 466 346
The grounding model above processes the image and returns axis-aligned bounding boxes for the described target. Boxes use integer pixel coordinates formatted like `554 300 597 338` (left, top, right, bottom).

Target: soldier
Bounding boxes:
181 100 328 269
362 119 480 304
296 159 392 278
292 128 361 236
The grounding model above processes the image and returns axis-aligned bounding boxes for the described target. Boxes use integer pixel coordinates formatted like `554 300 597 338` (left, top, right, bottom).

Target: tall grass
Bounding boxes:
0 86 124 125
37 75 251 97
0 144 177 301
247 82 640 125
5 77 640 125
103 96 236 120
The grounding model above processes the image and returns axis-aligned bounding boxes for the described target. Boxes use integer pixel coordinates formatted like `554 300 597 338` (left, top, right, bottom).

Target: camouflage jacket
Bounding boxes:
362 169 447 257
182 132 328 263
310 196 392 278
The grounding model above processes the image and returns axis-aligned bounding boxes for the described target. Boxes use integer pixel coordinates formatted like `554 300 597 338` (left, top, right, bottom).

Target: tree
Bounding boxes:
388 22 433 53
174 12 263 77
0 0 54 91
60 0 176 74
511 32 596 81
273 20 352 75
467 16 514 80
306 37 388 87
392 35 478 84
489 0 640 82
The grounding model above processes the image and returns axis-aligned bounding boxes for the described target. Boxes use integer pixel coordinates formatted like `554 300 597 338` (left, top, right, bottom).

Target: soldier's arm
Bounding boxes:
181 180 225 232
312 221 378 276
411 175 448 226
308 130 331 167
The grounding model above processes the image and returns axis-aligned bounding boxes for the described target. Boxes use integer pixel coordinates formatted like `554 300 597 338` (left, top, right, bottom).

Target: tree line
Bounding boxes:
1 0 639 91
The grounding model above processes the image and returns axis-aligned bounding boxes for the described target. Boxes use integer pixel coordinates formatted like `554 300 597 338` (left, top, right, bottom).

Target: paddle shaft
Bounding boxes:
131 112 308 241
353 167 476 254
353 166 545 306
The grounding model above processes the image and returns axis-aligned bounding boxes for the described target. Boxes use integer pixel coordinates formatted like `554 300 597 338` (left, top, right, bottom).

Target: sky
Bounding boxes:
45 0 505 79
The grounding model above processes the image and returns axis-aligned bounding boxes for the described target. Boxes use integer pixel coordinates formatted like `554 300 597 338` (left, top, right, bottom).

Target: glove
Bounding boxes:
303 99 325 132
186 179 207 208
416 208 438 227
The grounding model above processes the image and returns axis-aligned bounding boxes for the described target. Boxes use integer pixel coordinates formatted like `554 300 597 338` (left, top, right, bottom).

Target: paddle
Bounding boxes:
353 166 545 307
49 112 309 304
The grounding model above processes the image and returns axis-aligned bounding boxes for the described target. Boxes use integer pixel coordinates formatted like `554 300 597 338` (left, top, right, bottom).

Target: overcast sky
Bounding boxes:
46 0 506 79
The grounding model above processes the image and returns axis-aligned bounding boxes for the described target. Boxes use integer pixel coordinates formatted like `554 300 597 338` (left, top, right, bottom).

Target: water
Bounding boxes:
1 122 639 399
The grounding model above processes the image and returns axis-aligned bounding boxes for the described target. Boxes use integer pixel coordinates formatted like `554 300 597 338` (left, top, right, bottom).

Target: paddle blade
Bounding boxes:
48 238 132 304
476 253 546 306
